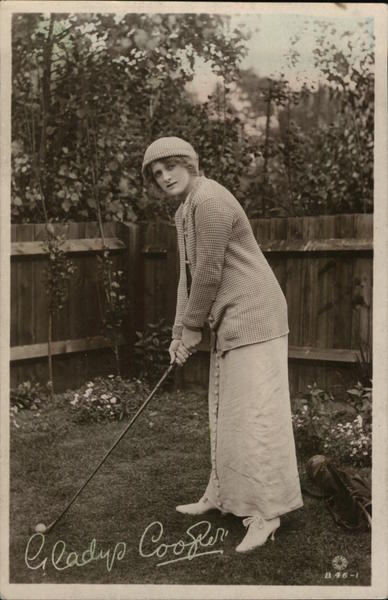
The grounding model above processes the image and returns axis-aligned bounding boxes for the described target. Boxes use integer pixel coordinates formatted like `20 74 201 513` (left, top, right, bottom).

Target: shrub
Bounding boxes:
10 380 48 410
134 319 172 381
10 380 51 429
346 381 372 434
292 382 371 467
65 375 151 423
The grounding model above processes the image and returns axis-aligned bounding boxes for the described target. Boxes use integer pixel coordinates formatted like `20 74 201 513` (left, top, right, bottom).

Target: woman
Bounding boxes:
142 136 303 553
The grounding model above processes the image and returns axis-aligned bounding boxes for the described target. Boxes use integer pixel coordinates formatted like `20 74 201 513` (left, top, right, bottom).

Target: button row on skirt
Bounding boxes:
211 356 222 506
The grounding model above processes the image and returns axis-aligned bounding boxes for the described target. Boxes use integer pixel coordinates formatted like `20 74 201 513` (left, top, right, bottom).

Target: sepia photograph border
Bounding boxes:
1 2 387 599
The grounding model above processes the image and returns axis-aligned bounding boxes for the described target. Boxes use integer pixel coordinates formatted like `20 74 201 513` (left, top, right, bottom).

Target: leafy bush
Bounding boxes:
321 418 371 466
346 381 372 435
65 375 151 423
134 319 172 381
10 380 50 429
292 382 372 467
10 380 48 410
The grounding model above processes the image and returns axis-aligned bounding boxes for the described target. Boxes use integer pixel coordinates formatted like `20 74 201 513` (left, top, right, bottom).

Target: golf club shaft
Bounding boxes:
45 362 176 533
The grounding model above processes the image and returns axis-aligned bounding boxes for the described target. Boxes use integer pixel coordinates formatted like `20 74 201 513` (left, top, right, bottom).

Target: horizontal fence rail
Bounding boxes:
10 335 127 362
259 238 373 253
11 237 126 257
10 215 373 395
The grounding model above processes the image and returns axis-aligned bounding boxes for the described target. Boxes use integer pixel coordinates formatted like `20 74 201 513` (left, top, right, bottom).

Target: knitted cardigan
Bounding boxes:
173 176 289 352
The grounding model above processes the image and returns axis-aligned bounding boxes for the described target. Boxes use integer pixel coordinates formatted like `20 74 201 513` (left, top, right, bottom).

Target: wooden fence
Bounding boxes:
10 222 129 391
10 214 373 397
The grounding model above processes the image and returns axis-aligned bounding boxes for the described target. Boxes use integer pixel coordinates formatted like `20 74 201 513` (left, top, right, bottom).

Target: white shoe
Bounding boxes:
176 496 218 515
235 515 280 553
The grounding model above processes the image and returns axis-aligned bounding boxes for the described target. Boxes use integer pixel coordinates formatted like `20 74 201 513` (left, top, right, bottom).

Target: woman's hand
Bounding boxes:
181 327 202 354
168 339 181 365
169 339 192 367
168 328 202 367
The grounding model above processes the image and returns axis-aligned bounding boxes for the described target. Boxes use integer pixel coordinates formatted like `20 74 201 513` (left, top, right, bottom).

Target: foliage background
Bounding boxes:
12 12 374 224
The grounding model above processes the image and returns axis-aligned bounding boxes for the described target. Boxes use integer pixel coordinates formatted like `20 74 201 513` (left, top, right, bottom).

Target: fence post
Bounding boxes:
116 221 145 348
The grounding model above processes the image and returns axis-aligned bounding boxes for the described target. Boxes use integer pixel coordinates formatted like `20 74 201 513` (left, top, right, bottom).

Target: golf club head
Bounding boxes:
45 521 56 534
33 520 55 535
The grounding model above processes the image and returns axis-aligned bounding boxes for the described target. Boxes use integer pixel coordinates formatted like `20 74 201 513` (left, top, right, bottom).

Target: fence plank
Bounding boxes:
165 223 179 326
301 217 318 348
269 217 287 293
143 222 173 324
13 225 35 346
117 222 145 342
67 223 85 342
11 237 125 256
260 238 372 252
10 334 126 361
83 222 106 339
334 215 355 350
33 224 49 344
286 217 304 348
288 345 361 363
351 215 373 356
254 218 272 243
316 216 337 349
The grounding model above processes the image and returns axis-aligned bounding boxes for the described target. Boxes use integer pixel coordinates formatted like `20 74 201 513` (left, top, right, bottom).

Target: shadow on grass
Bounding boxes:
9 387 370 586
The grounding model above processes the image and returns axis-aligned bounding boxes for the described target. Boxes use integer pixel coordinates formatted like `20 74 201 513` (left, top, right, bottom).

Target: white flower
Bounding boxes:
101 394 110 401
108 375 114 379
86 381 94 388
84 388 93 398
355 415 363 428
70 398 78 406
110 397 117 404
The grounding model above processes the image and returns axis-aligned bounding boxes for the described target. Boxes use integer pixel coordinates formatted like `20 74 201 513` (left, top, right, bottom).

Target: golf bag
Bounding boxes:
305 455 371 530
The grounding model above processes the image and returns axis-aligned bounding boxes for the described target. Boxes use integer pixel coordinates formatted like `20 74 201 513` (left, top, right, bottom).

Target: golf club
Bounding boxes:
34 361 176 535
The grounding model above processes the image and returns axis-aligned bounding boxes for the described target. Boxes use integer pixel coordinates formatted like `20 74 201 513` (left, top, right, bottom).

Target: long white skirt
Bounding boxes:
203 334 303 519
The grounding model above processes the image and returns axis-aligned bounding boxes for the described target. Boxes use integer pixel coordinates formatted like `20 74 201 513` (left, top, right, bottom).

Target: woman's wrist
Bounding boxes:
182 324 203 333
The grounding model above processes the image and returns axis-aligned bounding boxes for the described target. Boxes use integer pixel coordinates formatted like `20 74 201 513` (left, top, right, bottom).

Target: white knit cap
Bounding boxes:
142 137 198 175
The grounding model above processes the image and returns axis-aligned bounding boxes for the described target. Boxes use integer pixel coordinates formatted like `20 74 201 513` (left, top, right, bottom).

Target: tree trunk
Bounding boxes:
262 82 272 217
48 310 54 398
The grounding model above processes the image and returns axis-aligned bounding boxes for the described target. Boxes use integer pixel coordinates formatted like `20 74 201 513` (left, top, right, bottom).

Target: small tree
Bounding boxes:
96 249 129 376
43 226 76 396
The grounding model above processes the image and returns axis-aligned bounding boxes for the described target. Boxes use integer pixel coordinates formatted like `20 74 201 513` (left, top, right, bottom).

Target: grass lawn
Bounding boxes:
9 382 371 586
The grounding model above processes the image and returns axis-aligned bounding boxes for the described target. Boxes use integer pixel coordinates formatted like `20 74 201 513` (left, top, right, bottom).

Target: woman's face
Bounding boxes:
151 160 196 198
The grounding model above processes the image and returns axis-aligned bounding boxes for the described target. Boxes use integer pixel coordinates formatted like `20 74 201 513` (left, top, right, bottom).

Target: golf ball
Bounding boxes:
35 523 47 533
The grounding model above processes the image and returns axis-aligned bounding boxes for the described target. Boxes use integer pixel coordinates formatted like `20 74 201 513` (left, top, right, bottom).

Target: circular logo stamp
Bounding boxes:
332 555 348 571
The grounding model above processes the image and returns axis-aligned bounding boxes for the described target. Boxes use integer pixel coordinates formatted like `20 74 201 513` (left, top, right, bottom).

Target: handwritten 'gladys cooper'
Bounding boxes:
24 519 229 572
